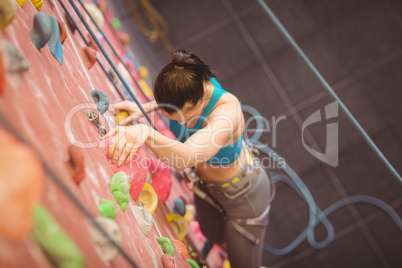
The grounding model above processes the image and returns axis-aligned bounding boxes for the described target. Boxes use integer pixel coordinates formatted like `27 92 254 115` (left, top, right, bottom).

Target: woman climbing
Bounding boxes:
102 49 272 267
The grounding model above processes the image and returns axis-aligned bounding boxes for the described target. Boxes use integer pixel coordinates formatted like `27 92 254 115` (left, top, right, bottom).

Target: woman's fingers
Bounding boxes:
111 133 128 164
117 142 139 166
119 114 142 126
101 126 119 140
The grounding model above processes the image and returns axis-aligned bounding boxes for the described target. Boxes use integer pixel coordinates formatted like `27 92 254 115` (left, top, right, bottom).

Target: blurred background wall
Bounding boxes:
107 0 402 267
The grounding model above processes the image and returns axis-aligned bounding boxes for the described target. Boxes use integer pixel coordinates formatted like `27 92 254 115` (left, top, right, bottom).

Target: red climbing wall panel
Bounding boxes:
0 1 192 267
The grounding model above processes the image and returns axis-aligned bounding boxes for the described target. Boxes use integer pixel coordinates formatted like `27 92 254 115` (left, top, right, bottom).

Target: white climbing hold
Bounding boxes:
131 206 154 237
88 217 122 263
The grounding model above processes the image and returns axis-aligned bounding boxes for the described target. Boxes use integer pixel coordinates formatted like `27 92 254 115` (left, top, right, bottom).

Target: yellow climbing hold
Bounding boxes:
138 79 153 97
223 259 231 268
16 0 26 7
138 66 149 79
116 111 129 124
0 0 17 29
138 183 158 215
166 214 187 240
31 0 43 10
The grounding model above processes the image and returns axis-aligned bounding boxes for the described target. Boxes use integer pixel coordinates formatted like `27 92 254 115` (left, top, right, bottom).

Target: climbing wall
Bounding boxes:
0 1 196 267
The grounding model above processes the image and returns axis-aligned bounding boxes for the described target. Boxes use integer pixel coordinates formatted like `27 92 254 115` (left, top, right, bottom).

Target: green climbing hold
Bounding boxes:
156 237 174 257
111 18 121 29
109 172 130 211
97 198 117 220
187 258 200 268
32 204 85 268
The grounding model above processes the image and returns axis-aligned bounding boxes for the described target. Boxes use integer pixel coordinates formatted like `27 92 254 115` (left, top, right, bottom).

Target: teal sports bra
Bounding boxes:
168 78 243 166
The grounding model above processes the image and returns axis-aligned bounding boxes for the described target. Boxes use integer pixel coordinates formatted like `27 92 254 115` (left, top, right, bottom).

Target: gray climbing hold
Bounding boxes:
173 197 186 217
131 206 154 237
0 40 29 73
29 12 63 65
90 89 109 114
88 217 122 263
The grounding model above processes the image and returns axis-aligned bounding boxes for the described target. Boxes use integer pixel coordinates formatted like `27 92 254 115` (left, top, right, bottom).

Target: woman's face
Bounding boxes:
161 100 205 127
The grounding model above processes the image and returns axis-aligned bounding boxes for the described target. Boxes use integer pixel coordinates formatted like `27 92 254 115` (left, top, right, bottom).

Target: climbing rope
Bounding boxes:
242 105 402 255
257 0 401 183
125 0 174 52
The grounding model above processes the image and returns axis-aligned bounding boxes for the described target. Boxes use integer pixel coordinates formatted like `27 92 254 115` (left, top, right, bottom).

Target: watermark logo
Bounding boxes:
302 101 338 167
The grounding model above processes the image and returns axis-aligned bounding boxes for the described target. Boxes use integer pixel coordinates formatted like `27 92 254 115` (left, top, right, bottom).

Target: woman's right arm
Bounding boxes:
114 100 159 125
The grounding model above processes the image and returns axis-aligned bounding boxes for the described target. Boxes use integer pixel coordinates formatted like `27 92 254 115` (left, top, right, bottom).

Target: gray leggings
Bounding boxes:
194 167 271 268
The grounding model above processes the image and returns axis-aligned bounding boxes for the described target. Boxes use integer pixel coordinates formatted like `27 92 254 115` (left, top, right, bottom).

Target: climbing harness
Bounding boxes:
183 145 273 245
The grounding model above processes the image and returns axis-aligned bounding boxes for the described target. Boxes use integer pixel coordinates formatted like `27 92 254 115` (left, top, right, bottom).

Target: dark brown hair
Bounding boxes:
153 49 215 114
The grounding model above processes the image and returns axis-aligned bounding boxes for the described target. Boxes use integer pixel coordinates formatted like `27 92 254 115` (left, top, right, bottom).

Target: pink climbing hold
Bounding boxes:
100 137 148 200
161 254 175 268
147 157 172 203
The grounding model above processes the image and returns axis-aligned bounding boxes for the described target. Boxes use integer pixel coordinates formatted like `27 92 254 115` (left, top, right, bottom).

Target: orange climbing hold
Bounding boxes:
120 32 129 45
172 239 188 260
66 145 85 185
0 130 43 241
81 47 96 70
56 18 67 45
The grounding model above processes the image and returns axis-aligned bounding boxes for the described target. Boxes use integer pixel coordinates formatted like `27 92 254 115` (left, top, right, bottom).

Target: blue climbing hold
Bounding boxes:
29 12 63 65
173 197 186 217
90 89 109 114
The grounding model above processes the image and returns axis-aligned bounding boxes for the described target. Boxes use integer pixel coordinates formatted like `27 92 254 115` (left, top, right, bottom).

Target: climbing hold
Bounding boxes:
0 130 43 241
100 137 148 200
147 157 172 203
81 47 96 70
161 254 175 268
87 34 97 50
107 68 118 84
138 66 149 79
98 198 117 220
85 4 104 30
156 237 174 257
90 89 109 114
65 145 85 185
16 0 26 7
187 258 200 268
184 204 195 223
112 17 121 29
109 171 130 211
131 206 153 236
0 0 17 29
32 204 85 268
145 170 152 185
29 12 63 65
223 259 231 268
173 197 186 217
64 13 76 33
120 32 129 45
1 40 29 73
172 239 188 260
139 183 158 215
166 214 188 241
56 18 67 45
31 0 43 10
88 217 122 263
116 110 129 124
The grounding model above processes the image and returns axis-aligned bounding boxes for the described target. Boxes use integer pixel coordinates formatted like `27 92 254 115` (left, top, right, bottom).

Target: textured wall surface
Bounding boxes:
112 0 402 267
